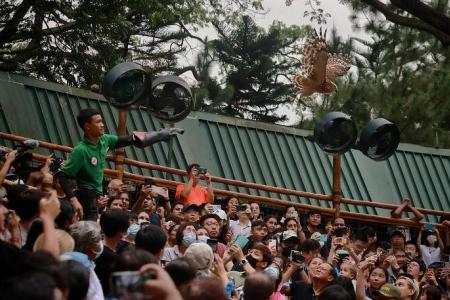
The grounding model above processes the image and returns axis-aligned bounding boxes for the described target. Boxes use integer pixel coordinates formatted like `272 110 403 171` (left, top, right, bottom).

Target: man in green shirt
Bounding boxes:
59 108 182 220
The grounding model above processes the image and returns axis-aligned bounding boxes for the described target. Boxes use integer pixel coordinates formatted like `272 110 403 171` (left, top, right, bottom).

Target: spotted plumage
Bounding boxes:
293 29 351 97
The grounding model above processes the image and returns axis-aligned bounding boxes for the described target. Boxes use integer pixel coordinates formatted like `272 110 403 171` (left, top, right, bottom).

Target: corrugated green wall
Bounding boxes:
0 71 449 221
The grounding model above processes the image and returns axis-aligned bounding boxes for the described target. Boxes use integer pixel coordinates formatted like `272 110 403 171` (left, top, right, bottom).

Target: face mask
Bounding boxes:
182 234 197 247
427 235 437 244
94 241 104 260
246 254 258 268
197 235 209 243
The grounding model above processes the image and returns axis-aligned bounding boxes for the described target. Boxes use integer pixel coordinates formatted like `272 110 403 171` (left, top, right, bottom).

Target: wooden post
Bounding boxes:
332 155 342 218
115 110 128 180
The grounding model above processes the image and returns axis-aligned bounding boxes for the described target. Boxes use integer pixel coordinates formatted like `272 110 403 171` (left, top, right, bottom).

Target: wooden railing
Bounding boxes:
1 131 449 229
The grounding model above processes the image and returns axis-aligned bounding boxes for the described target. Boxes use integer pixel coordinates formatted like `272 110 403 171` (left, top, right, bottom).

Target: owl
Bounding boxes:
293 29 351 97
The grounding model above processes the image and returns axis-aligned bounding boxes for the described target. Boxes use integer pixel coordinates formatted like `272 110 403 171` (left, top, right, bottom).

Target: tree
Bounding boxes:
193 16 307 123
0 0 264 87
297 22 450 147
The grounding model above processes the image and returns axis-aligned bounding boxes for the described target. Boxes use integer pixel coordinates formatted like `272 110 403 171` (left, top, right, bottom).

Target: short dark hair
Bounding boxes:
77 108 100 130
251 219 267 229
7 186 44 220
317 284 351 300
100 209 130 238
165 257 196 286
243 272 275 300
55 199 75 229
306 209 321 217
115 249 158 271
300 239 321 252
60 260 89 300
135 224 167 255
263 215 277 223
200 214 221 226
187 163 200 173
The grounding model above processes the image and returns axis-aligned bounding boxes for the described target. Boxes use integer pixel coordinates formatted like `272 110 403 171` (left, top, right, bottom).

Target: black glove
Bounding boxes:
132 128 184 148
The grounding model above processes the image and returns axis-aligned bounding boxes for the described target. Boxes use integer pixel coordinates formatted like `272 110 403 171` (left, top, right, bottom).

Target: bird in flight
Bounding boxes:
293 28 351 97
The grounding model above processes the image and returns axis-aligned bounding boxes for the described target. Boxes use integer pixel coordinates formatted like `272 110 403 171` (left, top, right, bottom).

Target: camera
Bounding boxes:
290 250 305 263
333 226 347 237
110 270 157 298
197 167 207 175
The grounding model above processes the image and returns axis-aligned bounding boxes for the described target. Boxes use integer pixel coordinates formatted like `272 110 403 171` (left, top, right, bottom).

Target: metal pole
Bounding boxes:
332 155 342 218
115 110 128 180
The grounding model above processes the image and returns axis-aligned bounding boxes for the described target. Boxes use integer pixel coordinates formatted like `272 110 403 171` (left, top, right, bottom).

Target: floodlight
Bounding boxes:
314 112 358 155
102 62 147 108
358 118 400 161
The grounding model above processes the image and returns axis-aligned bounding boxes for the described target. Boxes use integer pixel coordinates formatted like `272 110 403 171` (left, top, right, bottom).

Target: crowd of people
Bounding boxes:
1 109 450 300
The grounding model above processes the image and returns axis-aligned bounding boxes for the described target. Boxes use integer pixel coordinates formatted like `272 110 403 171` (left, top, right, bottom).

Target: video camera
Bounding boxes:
11 139 40 181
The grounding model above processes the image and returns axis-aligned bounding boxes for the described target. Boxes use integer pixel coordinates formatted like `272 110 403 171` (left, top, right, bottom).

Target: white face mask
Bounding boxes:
427 235 437 244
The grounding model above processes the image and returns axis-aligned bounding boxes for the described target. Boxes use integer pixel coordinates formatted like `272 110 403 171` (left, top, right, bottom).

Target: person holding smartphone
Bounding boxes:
175 163 214 206
417 226 444 267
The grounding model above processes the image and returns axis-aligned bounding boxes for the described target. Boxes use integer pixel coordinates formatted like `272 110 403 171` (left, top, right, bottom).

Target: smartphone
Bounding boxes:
49 157 64 173
234 235 249 249
336 249 350 261
268 239 277 251
151 185 168 198
424 223 435 232
110 270 156 299
144 178 153 186
197 167 207 175
290 250 305 263
125 184 136 192
207 239 219 253
319 234 328 243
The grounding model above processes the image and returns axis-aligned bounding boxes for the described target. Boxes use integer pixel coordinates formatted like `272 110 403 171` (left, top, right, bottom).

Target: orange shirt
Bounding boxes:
175 184 211 205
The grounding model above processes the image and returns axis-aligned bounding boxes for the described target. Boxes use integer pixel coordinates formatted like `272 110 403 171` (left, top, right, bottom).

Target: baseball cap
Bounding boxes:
215 209 228 221
389 228 405 238
183 204 201 213
375 284 401 300
282 230 299 242
184 243 214 273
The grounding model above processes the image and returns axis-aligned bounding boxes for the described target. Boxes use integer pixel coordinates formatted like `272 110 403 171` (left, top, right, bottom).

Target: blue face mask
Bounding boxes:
94 241 104 260
182 234 197 247
197 235 209 243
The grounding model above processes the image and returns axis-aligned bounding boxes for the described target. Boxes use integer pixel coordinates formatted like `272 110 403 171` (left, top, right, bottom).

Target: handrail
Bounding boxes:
3 131 450 226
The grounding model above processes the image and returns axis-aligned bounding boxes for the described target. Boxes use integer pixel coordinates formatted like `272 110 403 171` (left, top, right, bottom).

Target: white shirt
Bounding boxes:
419 244 441 266
88 261 104 300
230 219 251 240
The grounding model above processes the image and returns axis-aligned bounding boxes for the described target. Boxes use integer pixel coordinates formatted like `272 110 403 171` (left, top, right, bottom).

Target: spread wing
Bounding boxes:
325 54 351 83
302 34 328 84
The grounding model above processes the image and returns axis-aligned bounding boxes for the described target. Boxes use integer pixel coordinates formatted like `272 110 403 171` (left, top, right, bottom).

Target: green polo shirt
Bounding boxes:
63 134 118 194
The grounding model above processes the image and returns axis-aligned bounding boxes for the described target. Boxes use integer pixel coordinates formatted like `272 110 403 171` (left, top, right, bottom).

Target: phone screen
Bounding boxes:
234 235 249 249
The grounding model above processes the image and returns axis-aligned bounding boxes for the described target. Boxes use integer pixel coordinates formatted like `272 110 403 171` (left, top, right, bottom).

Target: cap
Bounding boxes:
215 209 228 221
183 204 201 213
282 230 299 242
184 243 214 272
376 284 401 300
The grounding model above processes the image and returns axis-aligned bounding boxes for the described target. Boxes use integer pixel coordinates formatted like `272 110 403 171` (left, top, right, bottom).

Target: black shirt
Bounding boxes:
94 245 118 295
290 281 316 300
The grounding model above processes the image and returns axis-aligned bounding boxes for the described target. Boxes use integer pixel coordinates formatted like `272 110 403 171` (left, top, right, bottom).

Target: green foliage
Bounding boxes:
0 0 264 87
296 20 450 148
192 16 307 123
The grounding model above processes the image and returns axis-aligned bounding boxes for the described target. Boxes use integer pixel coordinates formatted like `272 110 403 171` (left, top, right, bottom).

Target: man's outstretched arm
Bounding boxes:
115 128 184 148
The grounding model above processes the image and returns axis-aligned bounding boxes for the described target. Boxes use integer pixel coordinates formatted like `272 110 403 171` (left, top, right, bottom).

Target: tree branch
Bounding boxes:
361 0 450 46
